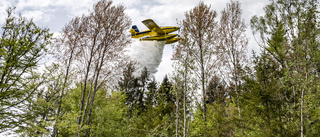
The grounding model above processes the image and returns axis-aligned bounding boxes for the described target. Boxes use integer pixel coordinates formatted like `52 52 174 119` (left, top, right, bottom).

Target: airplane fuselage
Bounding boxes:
131 26 179 38
140 34 178 41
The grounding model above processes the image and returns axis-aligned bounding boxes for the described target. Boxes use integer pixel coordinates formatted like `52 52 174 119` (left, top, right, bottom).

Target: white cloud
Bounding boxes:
113 0 142 8
156 0 197 6
12 0 99 19
21 10 53 22
15 0 52 10
53 0 98 16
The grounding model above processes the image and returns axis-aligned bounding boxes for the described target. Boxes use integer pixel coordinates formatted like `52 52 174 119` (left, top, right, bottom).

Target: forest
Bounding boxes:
1 0 320 136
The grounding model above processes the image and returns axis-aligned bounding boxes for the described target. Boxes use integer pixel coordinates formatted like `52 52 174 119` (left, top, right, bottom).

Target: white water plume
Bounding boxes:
126 39 166 77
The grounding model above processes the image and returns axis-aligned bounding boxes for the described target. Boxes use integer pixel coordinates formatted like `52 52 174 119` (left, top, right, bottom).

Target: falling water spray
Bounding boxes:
126 39 166 77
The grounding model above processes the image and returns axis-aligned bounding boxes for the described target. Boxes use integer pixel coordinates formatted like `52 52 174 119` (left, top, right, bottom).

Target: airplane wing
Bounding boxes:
142 19 165 35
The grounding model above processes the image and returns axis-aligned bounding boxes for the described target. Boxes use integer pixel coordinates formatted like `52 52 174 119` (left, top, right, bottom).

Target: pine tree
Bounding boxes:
118 62 138 115
206 76 227 105
158 75 174 116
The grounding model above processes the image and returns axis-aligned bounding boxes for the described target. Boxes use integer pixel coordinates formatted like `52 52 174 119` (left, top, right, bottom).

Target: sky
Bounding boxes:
0 0 269 82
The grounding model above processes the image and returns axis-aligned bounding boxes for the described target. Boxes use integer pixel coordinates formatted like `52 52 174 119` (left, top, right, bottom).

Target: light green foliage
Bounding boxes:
17 64 62 136
247 0 320 136
0 7 52 132
55 84 82 136
52 83 130 136
90 91 129 136
190 102 236 137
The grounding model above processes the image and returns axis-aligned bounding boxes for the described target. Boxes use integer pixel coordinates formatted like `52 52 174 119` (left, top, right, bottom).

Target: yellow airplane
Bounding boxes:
130 19 181 44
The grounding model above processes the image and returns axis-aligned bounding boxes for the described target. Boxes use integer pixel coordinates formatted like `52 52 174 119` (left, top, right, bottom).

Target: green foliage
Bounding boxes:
157 75 175 115
118 64 151 116
118 66 178 136
0 7 52 132
16 64 61 136
90 91 129 136
56 84 82 136
48 83 130 137
3 0 320 136
241 52 299 136
190 77 237 137
246 0 320 136
190 101 237 137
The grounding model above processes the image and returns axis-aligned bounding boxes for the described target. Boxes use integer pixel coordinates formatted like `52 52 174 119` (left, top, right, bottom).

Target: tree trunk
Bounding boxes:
77 46 95 137
301 71 307 137
84 45 106 137
52 47 74 137
187 111 191 137
77 39 96 127
184 57 188 137
301 88 304 137
176 85 179 137
199 33 206 137
79 64 97 131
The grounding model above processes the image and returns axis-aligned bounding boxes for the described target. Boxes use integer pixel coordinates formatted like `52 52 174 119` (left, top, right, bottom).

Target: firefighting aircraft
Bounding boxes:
130 19 180 44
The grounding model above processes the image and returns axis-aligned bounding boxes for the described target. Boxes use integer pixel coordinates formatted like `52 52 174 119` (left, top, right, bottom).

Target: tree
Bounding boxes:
16 64 69 136
241 52 292 136
155 75 175 136
0 7 52 133
119 64 153 116
136 67 149 113
89 91 129 136
118 62 138 115
217 1 248 130
50 81 130 136
118 66 178 136
178 2 219 136
158 75 174 107
206 76 227 105
206 76 235 136
50 15 82 137
81 1 131 135
54 0 131 136
51 14 88 136
249 0 320 136
172 21 195 136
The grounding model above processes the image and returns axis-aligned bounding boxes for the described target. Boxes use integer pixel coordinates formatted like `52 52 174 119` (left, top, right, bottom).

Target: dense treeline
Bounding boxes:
1 0 320 136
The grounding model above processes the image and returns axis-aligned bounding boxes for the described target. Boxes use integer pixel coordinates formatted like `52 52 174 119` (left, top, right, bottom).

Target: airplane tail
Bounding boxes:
130 25 139 36
132 25 139 32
